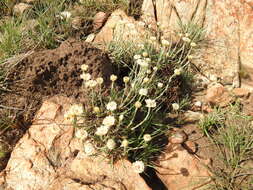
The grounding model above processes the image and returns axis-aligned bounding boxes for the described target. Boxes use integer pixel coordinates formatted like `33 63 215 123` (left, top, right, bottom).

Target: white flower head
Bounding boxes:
81 64 88 71
132 161 145 173
145 99 156 108
143 134 152 142
188 55 194 59
190 42 197 47
121 139 129 147
119 114 124 121
123 76 130 83
145 58 151 63
172 103 180 110
137 59 149 68
146 69 152 74
153 66 158 71
161 39 170 46
60 11 72 19
110 74 117 82
69 104 84 116
93 106 100 113
84 143 95 156
185 33 190 37
174 68 182 76
150 36 156 41
106 101 117 111
75 128 88 140
134 54 141 60
85 80 97 88
182 37 191 43
157 82 163 88
142 52 148 57
135 101 142 108
96 77 104 85
106 139 116 150
194 101 202 107
143 77 149 83
80 73 91 81
102 115 115 127
139 88 148 96
95 125 110 136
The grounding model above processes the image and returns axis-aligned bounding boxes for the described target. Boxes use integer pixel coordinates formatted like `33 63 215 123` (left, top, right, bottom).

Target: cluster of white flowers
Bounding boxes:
75 128 88 140
145 99 156 108
64 104 84 122
80 64 104 88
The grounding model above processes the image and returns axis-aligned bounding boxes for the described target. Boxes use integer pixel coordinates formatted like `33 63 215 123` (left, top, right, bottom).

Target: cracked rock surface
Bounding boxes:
0 96 151 190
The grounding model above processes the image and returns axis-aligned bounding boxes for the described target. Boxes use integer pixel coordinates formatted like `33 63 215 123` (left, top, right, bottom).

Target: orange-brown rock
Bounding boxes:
0 96 151 190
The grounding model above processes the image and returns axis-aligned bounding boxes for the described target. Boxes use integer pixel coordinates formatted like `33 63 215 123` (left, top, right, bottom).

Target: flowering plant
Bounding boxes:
66 27 201 173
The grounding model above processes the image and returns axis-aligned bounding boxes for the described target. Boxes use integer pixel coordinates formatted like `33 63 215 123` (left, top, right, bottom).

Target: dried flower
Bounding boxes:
145 58 151 63
182 37 191 43
123 76 130 83
95 125 110 136
84 143 95 156
190 42 197 47
106 101 117 111
150 36 156 41
174 68 182 76
132 161 145 173
75 129 88 140
121 139 129 147
172 103 180 110
80 73 91 81
135 101 142 108
157 82 163 88
110 75 117 82
81 64 88 71
119 114 124 121
146 69 152 74
102 115 115 127
188 55 194 59
143 134 152 142
142 52 148 57
106 139 116 150
137 59 149 68
134 55 141 60
85 80 97 88
143 77 149 83
96 77 104 84
145 99 156 108
161 39 170 46
139 88 148 96
93 106 100 113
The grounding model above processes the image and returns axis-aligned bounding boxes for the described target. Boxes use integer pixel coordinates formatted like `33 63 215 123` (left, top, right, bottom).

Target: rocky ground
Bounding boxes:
0 0 253 190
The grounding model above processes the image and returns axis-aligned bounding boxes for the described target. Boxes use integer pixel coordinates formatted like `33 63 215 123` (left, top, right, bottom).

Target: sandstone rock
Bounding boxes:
205 83 233 106
13 3 32 15
232 88 250 97
94 9 148 45
0 96 151 190
93 11 108 31
156 143 212 190
141 0 253 85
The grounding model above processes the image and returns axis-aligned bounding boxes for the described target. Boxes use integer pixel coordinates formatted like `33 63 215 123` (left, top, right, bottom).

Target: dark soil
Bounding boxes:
0 39 113 170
